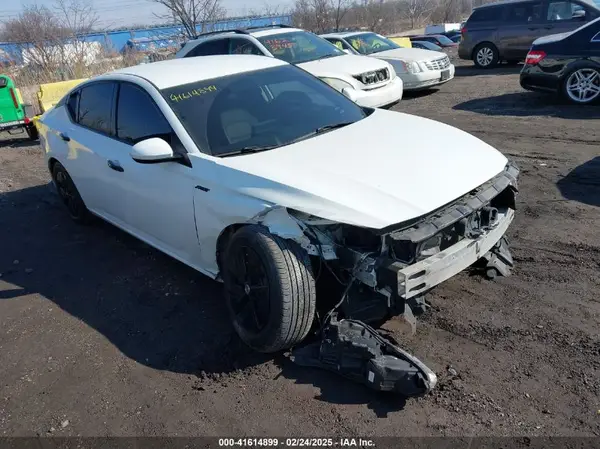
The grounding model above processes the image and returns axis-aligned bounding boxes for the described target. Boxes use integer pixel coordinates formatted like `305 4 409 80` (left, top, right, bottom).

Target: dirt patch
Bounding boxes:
0 58 598 437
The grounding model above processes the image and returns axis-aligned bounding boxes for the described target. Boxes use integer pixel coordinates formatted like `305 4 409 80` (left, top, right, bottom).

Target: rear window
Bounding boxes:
469 6 504 22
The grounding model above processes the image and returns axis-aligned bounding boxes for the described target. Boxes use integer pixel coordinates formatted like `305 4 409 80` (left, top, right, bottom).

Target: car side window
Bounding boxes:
77 82 115 135
66 90 79 122
507 1 544 23
547 1 581 21
186 39 228 57
229 38 263 55
116 83 173 145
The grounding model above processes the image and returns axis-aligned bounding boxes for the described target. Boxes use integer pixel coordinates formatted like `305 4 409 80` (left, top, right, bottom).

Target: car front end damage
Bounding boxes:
263 161 519 397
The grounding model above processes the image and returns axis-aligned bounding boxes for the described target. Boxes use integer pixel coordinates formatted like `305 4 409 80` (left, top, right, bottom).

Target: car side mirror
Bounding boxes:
130 137 177 163
572 9 585 19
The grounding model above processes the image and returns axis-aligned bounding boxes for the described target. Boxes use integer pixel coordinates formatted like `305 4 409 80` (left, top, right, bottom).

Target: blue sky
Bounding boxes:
1 0 290 28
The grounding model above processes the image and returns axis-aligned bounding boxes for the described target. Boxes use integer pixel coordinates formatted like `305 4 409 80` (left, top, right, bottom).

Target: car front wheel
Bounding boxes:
473 44 499 69
563 67 600 104
223 225 316 353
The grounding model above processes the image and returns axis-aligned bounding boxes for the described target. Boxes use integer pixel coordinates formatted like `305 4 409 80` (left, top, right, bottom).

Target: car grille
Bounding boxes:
424 56 451 71
353 68 390 85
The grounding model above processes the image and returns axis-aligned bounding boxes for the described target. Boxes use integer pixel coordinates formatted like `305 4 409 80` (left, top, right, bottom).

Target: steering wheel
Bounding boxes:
372 42 383 49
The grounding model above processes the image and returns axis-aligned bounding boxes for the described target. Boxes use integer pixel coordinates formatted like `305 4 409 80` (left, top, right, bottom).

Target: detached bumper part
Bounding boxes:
290 317 437 397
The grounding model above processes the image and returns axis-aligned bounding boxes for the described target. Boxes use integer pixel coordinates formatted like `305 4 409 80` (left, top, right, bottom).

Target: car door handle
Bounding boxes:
59 132 70 142
544 26 554 29
107 160 124 172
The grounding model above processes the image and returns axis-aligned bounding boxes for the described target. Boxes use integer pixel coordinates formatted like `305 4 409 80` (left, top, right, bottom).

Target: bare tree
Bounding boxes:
54 0 101 69
331 0 351 31
357 0 395 34
0 5 67 70
149 0 227 39
431 0 462 23
402 0 436 29
291 0 351 32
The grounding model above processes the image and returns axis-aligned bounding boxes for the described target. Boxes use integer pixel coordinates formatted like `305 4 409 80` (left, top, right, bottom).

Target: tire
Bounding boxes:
561 66 600 105
222 225 316 353
51 161 92 223
26 125 39 140
473 43 499 69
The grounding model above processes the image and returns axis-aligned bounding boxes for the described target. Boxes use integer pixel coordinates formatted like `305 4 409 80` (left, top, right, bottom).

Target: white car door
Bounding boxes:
112 82 200 263
66 81 128 224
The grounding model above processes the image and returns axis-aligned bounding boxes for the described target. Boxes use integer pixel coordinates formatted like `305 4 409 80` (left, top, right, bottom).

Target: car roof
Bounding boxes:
320 31 375 38
103 55 287 89
247 27 304 37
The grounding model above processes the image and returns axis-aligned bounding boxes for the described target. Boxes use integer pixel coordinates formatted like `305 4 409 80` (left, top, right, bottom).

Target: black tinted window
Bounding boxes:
469 6 503 22
162 65 367 157
229 38 263 55
78 83 114 134
116 83 172 144
507 1 544 23
187 39 228 57
66 91 79 121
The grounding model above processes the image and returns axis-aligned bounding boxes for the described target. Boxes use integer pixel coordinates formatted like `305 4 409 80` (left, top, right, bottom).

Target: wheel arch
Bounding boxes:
560 59 600 83
216 222 249 275
48 156 60 174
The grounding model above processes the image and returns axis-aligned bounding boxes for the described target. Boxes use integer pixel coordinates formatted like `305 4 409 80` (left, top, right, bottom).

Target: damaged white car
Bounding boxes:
38 55 518 396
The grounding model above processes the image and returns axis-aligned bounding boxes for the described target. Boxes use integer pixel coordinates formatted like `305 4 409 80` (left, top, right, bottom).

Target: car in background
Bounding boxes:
408 34 458 48
441 30 462 42
37 55 519 355
459 0 600 68
520 16 600 103
0 74 38 140
411 40 444 51
320 31 455 91
176 25 403 109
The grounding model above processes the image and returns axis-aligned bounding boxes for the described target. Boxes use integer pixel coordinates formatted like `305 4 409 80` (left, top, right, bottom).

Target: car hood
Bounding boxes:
218 109 508 230
372 47 447 62
298 54 390 77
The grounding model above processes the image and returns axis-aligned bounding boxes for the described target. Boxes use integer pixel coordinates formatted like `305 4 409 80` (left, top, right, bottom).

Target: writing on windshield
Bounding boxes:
257 31 343 64
169 85 217 103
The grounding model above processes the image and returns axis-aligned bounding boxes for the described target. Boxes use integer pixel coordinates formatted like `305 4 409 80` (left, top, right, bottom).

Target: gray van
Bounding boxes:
458 0 600 68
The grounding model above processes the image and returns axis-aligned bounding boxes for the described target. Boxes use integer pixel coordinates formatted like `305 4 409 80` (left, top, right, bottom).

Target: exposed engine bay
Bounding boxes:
280 162 520 397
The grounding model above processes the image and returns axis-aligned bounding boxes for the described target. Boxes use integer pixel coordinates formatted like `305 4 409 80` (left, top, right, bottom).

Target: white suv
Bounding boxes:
176 25 403 108
321 31 455 91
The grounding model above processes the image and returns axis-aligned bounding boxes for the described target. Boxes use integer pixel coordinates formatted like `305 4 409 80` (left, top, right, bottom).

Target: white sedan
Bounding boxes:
38 55 518 353
321 31 456 91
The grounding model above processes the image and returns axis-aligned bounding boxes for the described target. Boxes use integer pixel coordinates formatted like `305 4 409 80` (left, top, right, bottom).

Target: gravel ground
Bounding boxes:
0 55 599 438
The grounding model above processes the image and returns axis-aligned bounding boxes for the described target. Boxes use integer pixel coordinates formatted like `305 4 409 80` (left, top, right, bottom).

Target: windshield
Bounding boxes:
162 65 368 157
345 32 400 55
434 35 454 45
257 31 344 64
